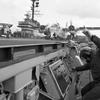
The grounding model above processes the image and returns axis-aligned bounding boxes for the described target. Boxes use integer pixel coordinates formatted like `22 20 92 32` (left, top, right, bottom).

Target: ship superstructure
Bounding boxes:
18 13 40 38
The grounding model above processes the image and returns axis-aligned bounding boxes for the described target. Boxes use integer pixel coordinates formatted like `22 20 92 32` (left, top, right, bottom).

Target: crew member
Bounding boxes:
73 29 100 100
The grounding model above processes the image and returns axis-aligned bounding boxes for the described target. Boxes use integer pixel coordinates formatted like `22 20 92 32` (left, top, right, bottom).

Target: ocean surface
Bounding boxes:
90 30 100 37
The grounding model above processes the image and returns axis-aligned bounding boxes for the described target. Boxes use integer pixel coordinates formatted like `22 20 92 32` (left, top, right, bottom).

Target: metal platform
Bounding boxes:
0 38 61 47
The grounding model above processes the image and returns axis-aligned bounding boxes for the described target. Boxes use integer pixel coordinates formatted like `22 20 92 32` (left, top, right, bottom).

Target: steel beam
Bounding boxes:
15 89 24 100
0 49 66 82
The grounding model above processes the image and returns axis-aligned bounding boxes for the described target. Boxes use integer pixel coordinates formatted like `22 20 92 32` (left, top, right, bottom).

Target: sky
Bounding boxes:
0 0 100 33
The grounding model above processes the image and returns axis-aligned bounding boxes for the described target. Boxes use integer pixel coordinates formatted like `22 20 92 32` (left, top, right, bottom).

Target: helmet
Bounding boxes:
80 47 93 62
68 25 75 31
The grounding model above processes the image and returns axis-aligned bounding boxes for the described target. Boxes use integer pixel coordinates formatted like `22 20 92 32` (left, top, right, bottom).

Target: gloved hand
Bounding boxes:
71 68 77 73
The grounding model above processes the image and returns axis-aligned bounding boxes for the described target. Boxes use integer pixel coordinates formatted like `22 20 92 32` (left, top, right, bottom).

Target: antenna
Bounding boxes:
70 20 72 25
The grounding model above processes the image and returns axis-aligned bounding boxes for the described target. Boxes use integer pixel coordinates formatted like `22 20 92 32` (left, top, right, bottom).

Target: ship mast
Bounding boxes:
31 0 39 21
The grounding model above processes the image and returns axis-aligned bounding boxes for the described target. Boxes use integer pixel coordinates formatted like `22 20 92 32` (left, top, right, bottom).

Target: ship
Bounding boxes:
14 13 40 38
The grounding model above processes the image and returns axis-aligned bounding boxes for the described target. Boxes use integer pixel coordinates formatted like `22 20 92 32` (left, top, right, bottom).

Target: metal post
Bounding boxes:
31 0 36 21
15 89 24 100
32 0 35 21
31 0 39 21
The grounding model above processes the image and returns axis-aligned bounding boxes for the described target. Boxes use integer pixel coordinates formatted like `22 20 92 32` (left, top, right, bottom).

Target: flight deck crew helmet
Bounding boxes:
80 47 93 63
68 25 75 31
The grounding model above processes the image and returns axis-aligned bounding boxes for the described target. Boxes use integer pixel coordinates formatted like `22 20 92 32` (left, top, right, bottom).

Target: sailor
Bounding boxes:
68 24 76 40
0 27 4 36
72 29 100 100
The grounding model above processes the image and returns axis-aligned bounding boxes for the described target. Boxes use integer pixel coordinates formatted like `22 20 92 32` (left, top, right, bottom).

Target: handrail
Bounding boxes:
0 39 67 63
0 39 61 48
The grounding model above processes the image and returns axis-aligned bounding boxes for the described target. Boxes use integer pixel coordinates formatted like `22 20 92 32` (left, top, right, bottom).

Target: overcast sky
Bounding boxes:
0 0 100 31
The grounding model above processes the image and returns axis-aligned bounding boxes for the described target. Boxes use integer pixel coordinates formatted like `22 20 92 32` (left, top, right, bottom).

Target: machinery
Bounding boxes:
0 39 92 100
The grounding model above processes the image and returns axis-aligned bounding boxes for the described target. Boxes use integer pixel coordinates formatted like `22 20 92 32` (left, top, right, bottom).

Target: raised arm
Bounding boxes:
82 29 100 48
74 63 91 72
91 35 100 49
